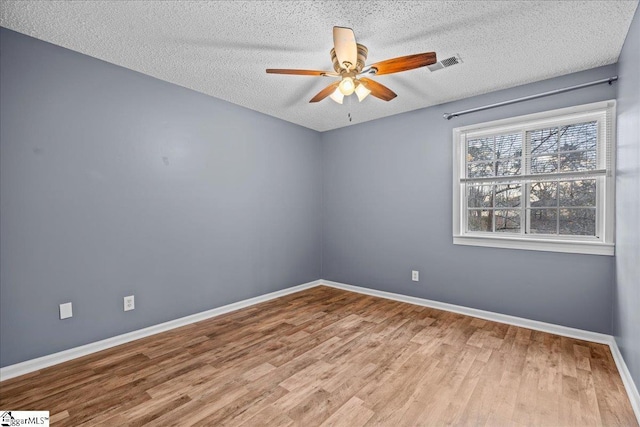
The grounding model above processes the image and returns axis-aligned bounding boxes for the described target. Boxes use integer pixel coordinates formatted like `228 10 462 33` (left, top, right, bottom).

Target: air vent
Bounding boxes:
428 54 462 72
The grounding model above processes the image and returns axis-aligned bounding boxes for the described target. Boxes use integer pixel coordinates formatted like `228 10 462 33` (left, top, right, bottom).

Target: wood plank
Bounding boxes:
320 396 374 427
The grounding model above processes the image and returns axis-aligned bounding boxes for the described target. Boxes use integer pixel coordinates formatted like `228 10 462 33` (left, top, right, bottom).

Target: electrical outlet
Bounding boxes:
60 302 73 319
124 295 135 311
412 270 419 282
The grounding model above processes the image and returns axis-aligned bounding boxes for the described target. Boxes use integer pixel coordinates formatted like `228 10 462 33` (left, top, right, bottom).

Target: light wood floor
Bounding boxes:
0 286 637 426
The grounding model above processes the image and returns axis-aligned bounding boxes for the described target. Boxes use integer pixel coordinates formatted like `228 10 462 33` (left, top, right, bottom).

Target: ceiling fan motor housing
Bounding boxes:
331 44 368 73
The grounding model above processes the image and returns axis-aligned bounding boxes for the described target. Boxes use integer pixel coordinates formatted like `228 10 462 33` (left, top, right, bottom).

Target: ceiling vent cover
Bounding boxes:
428 54 462 72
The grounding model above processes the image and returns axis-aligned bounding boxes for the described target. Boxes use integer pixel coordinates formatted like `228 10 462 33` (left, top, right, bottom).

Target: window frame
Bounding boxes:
452 100 615 256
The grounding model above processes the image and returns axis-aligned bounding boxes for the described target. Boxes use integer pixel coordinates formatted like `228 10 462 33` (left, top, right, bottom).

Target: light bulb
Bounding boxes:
329 87 344 104
338 77 355 96
355 81 371 102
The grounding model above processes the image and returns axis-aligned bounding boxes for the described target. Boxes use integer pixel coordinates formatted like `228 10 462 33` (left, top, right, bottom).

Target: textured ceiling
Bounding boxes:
1 1 638 131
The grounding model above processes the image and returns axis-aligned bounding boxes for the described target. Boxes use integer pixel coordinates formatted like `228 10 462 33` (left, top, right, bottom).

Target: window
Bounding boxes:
453 100 615 255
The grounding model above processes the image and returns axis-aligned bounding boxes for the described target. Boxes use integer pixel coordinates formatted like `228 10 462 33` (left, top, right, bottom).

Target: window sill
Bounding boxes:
453 234 614 256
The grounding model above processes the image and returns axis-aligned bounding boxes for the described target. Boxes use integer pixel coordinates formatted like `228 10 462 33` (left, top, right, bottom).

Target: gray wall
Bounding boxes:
614 6 640 390
322 65 618 334
0 28 322 367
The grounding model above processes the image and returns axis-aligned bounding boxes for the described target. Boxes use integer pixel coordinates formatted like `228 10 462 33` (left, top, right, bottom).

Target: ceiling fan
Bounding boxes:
266 26 437 104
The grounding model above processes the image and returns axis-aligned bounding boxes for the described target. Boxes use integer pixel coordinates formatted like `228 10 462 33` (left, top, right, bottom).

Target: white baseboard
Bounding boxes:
320 279 640 423
0 280 321 381
1 277 638 424
610 339 640 422
320 280 612 343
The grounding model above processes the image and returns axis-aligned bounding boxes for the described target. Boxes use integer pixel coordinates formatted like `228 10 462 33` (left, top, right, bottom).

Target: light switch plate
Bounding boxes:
60 302 73 319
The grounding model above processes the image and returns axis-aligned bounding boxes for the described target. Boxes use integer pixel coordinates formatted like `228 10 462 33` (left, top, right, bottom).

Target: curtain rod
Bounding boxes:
443 76 618 120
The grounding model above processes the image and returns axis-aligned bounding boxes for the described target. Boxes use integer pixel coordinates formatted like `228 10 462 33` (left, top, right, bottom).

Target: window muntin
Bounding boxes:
453 101 615 255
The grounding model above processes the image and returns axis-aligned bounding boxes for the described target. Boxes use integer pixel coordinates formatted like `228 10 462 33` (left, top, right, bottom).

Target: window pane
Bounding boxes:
529 127 558 155
559 122 597 151
467 161 494 178
559 208 596 236
495 210 521 233
496 159 521 176
467 137 494 161
467 185 493 208
495 185 521 207
530 208 558 234
531 155 558 174
530 181 557 207
468 210 492 232
559 150 596 172
559 180 596 207
495 134 522 159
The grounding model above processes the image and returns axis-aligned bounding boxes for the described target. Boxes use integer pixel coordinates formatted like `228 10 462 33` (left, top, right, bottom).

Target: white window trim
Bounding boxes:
452 100 616 256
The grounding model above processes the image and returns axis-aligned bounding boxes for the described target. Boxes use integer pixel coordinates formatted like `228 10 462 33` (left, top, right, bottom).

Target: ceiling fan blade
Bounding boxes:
309 81 341 103
333 26 357 70
266 69 338 76
368 52 437 75
359 78 397 101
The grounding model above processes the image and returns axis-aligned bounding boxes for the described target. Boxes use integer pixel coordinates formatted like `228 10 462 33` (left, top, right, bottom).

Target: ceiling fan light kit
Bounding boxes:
338 76 355 95
329 88 344 104
354 81 371 102
266 26 437 104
